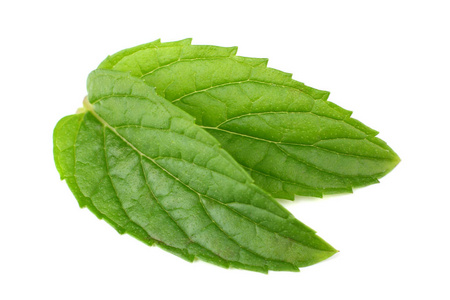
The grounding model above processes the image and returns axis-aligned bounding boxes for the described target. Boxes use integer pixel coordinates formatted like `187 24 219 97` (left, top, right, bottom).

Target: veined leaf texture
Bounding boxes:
54 70 337 273
98 39 400 199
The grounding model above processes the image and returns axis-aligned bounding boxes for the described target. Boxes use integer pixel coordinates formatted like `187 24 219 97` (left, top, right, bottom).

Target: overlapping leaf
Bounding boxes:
98 39 400 199
54 69 337 272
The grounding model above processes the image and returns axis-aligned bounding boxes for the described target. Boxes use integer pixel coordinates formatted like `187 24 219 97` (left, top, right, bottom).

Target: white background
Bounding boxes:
1 1 449 299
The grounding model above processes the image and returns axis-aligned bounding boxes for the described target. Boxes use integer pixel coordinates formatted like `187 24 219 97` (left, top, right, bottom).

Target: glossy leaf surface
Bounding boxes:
99 39 400 199
53 69 337 272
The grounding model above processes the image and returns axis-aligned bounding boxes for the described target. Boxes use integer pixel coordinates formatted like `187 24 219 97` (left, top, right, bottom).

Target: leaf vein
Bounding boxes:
202 126 390 160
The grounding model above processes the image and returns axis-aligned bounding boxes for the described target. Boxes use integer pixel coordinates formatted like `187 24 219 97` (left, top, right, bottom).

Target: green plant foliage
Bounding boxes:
98 39 400 199
54 69 337 273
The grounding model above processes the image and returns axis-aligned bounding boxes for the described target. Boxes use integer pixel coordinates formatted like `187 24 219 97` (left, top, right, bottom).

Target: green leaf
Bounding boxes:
98 39 400 199
53 69 337 272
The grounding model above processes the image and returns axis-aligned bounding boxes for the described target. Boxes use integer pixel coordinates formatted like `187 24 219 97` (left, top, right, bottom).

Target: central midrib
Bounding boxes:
83 97 328 260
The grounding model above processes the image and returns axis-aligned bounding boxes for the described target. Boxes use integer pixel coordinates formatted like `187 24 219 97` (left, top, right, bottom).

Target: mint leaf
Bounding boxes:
54 69 337 272
98 39 400 199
